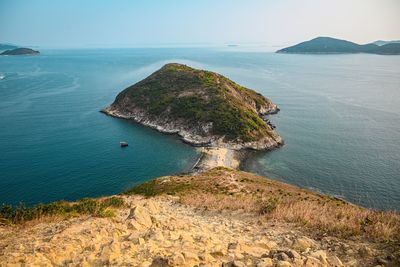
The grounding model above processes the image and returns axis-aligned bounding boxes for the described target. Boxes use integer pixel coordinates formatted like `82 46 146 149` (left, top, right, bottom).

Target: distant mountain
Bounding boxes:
0 48 40 56
277 37 400 55
373 40 400 46
373 43 400 55
0 43 18 51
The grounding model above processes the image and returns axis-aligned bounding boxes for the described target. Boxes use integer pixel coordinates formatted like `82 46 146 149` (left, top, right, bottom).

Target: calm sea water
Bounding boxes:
0 48 399 210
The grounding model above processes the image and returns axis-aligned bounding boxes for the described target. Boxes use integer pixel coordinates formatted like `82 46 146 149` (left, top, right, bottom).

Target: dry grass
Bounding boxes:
181 193 259 212
268 200 400 241
127 167 400 243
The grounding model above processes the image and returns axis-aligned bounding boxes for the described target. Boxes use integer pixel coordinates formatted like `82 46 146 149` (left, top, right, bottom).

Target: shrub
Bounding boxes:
0 196 125 225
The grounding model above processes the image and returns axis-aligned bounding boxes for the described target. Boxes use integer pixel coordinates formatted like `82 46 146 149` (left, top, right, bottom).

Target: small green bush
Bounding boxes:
0 196 125 224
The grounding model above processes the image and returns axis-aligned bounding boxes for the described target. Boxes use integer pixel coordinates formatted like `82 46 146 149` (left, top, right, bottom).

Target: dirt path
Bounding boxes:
192 147 240 171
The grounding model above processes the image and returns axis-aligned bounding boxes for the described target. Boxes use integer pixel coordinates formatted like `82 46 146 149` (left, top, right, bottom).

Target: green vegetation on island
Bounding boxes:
0 48 40 56
107 63 280 143
277 37 400 55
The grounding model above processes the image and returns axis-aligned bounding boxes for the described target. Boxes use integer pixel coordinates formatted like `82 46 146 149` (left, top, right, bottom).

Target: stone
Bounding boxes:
276 252 290 262
127 206 152 229
149 257 169 267
285 249 301 260
276 260 292 267
304 256 324 267
211 245 226 257
228 242 238 251
309 250 328 265
240 244 266 257
183 251 198 262
222 260 246 267
327 255 344 267
170 252 185 265
256 258 273 267
292 236 317 252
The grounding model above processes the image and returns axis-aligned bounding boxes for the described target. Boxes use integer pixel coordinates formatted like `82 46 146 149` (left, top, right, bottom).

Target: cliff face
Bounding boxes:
103 63 282 150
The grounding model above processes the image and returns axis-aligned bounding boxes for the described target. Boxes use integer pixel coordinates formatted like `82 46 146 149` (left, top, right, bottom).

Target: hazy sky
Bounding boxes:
1 0 399 48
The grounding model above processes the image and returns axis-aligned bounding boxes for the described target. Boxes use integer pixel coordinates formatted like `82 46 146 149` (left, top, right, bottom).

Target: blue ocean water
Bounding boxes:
0 48 399 210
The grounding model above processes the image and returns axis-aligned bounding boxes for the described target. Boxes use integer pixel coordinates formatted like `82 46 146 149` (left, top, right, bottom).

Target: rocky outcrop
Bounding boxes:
102 106 282 151
0 195 395 266
1 168 398 266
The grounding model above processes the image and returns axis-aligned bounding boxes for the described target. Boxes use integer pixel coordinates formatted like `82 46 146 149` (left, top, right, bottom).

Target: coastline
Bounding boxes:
101 106 283 151
101 106 283 173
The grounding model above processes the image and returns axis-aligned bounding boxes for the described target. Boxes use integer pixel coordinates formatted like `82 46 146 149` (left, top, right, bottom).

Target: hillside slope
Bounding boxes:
1 168 399 266
103 63 282 150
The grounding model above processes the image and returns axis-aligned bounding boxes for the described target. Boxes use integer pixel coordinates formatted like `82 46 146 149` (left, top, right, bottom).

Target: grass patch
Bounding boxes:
126 167 400 243
124 178 194 197
0 197 125 225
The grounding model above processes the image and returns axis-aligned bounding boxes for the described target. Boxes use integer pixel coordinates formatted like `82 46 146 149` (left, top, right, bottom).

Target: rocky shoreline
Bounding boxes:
101 106 283 172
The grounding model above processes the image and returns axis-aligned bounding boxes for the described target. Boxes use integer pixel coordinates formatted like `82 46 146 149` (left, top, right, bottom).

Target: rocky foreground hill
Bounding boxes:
102 63 282 150
1 168 399 266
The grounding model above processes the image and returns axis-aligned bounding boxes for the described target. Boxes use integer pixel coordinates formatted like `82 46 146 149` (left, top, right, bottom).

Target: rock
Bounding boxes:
304 256 324 267
240 244 266 257
256 258 273 267
170 252 185 266
150 257 170 267
127 206 152 229
309 250 328 265
228 242 238 251
198 253 214 262
327 255 344 267
276 260 292 267
255 239 278 249
285 249 301 260
276 252 290 262
145 200 160 214
222 260 246 267
211 244 226 257
292 236 317 252
183 251 198 262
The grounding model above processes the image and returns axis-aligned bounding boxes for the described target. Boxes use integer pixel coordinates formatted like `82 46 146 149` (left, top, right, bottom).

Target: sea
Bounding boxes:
0 48 399 211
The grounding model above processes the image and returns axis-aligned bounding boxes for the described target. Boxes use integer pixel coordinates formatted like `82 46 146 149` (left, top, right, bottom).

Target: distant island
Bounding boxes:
373 40 400 46
0 48 40 56
103 63 283 170
277 37 400 55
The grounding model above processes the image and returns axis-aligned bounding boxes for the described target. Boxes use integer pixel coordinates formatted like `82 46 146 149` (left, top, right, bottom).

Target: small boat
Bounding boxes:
0 75 5 80
120 141 128 147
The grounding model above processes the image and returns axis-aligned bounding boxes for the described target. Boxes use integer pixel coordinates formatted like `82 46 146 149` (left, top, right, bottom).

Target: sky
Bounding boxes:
0 0 399 48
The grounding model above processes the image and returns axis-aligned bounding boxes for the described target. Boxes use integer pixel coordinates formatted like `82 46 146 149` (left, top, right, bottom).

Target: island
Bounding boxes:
0 48 40 56
277 37 400 55
102 63 283 169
